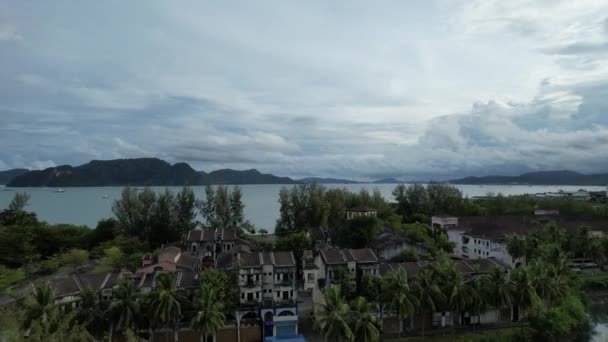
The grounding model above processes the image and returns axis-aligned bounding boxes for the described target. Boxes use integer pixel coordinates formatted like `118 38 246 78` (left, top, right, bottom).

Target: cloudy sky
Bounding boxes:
1 1 608 180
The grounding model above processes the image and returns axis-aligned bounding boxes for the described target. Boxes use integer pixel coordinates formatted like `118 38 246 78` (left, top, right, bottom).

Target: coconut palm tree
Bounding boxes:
315 286 353 342
466 276 487 329
444 269 470 328
383 270 418 333
191 283 225 342
108 279 139 339
76 287 107 338
415 266 446 337
24 281 55 331
349 296 380 342
511 266 539 321
483 267 513 322
148 272 183 342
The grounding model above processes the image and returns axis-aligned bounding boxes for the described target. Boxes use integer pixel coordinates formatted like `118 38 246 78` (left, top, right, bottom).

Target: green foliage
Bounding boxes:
198 185 246 231
61 249 89 269
528 295 587 341
200 269 239 311
8 192 30 212
275 183 393 236
392 183 463 220
191 283 225 339
275 231 312 263
94 247 125 272
400 248 420 262
336 216 382 248
0 265 25 293
315 286 354 342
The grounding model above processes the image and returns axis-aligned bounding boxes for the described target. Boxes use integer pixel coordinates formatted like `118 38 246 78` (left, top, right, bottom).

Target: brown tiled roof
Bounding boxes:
77 273 108 290
349 248 378 263
222 228 237 240
187 230 203 242
321 248 348 265
240 253 262 267
176 254 198 271
273 252 296 266
202 229 216 241
49 276 80 296
459 215 608 240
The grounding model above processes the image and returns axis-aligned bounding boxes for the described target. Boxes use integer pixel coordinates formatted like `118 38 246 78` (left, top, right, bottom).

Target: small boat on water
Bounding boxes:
102 194 109 199
54 188 65 193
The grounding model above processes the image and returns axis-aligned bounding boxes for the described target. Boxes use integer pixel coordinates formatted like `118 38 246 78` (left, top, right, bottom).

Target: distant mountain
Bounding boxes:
372 177 403 184
298 177 359 184
450 170 608 186
200 169 298 185
0 168 29 185
7 158 204 187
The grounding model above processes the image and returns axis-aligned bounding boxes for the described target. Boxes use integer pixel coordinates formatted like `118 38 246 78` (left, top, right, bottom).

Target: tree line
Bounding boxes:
317 252 587 341
0 269 232 342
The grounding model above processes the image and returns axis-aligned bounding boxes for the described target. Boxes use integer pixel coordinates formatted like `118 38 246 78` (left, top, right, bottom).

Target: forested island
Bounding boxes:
451 170 608 186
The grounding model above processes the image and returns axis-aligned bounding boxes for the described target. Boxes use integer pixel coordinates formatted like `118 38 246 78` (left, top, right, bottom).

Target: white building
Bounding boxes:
433 216 524 269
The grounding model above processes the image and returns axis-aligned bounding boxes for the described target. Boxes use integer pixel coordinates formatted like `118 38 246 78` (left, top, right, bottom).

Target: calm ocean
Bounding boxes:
0 184 605 231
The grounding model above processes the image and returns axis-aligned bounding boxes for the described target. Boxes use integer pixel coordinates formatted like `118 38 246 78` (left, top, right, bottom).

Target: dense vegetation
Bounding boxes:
0 269 231 342
2 182 608 341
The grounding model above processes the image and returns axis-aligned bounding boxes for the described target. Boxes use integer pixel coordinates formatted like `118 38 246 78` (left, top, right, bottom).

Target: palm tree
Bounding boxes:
315 286 353 342
466 276 487 329
191 283 225 342
444 269 470 328
511 266 539 321
148 272 183 342
505 234 526 263
383 270 418 333
349 297 380 342
483 267 513 322
24 281 55 330
415 266 446 337
108 279 139 339
76 287 106 338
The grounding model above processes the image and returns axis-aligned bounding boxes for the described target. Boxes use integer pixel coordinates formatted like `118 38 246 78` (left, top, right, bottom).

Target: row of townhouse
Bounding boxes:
433 212 608 269
379 258 512 334
184 227 303 342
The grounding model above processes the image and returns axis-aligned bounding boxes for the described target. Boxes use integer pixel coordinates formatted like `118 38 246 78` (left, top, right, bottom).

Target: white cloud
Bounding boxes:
1 1 608 179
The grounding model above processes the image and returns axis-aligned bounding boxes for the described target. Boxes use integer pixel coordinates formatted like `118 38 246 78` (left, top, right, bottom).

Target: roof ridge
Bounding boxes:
72 275 83 291
176 272 183 287
289 251 296 265
100 273 112 289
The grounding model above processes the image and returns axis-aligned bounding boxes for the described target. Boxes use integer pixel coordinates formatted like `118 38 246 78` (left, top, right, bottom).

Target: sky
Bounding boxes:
1 1 608 181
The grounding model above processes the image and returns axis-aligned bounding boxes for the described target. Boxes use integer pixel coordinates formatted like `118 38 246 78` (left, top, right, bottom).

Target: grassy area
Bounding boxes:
385 327 518 342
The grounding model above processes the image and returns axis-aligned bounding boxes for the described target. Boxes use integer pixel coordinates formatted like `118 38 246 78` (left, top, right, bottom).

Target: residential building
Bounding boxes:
379 258 511 333
315 246 379 290
370 228 426 260
237 251 299 340
186 228 238 262
138 245 200 274
346 206 377 220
